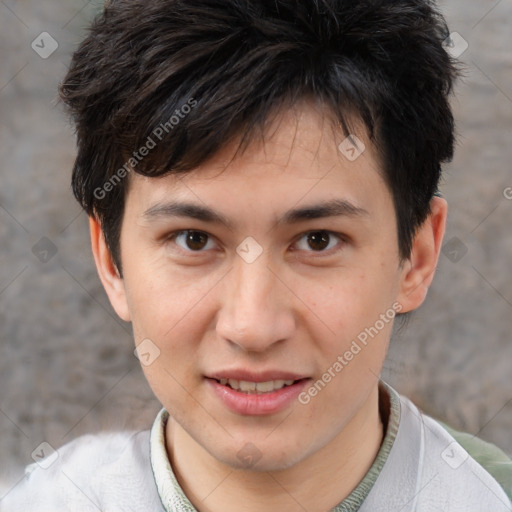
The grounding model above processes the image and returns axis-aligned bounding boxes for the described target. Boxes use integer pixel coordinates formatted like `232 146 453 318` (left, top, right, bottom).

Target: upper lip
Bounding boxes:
206 370 309 382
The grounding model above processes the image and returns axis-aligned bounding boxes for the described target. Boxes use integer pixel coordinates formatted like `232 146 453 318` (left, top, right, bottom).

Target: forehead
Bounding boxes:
125 103 389 217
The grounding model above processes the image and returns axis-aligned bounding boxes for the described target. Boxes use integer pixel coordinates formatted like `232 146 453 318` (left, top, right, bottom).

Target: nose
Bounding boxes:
215 255 296 353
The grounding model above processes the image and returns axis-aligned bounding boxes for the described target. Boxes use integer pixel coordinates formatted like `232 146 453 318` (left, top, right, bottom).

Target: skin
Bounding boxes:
91 103 447 512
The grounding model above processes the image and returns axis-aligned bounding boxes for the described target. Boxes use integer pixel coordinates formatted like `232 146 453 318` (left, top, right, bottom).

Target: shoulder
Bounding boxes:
1 430 164 512
400 394 512 510
367 386 512 511
439 420 512 502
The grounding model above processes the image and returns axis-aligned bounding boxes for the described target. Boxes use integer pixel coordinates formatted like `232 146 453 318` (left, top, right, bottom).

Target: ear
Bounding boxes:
89 217 131 322
397 196 448 313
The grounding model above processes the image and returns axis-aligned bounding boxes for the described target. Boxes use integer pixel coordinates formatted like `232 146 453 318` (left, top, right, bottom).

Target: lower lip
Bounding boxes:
206 378 310 415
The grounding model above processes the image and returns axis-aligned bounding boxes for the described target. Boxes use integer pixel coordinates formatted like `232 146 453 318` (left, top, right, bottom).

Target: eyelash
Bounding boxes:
166 230 346 256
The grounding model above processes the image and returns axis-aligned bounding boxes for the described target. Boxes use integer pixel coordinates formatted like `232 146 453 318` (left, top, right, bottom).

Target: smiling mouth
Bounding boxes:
214 378 304 394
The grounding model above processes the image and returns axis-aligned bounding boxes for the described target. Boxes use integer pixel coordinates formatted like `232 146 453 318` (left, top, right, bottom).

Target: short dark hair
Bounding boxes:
60 0 458 271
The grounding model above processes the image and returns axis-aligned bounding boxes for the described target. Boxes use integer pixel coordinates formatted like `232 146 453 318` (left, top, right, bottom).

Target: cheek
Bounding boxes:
123 250 217 341
293 264 399 383
299 269 393 334
126 272 221 396
133 299 213 414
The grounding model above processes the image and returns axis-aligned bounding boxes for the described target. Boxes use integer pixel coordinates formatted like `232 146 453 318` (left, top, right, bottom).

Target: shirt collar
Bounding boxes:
149 407 197 512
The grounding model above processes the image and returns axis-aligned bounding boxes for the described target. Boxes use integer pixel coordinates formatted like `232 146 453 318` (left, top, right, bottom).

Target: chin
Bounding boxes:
210 440 310 473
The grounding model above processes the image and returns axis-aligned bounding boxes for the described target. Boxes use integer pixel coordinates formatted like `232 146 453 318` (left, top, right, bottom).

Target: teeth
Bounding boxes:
255 381 276 392
218 378 297 394
239 380 256 392
228 378 241 390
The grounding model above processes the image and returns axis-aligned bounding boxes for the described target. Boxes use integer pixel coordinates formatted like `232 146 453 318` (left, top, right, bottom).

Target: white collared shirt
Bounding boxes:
2 384 510 511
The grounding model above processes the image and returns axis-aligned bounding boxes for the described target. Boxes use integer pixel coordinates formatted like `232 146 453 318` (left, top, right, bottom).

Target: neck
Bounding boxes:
166 385 384 512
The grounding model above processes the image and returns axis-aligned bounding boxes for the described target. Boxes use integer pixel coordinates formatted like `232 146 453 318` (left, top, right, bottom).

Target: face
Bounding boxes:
100 104 426 472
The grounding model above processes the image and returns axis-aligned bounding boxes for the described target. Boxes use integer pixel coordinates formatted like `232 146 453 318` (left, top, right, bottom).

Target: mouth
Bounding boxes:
213 378 305 395
205 374 311 415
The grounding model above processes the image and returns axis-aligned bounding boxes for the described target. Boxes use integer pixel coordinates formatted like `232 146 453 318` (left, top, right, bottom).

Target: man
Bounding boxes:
3 0 511 510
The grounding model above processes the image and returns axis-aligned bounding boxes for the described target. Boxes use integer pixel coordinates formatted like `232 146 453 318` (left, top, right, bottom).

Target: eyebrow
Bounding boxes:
279 199 369 224
142 202 233 227
142 199 369 228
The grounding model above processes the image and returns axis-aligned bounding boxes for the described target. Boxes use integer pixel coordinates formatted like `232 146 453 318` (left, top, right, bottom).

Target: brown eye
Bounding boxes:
307 231 331 251
186 231 208 250
294 230 342 253
174 230 213 251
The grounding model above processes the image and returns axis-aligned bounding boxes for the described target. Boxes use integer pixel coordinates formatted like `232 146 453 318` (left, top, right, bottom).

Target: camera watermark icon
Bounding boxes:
32 237 58 263
31 32 58 59
31 442 59 469
442 236 468 263
134 338 161 366
236 442 262 468
338 135 365 162
443 32 468 59
441 441 469 469
503 187 512 200
236 236 263 264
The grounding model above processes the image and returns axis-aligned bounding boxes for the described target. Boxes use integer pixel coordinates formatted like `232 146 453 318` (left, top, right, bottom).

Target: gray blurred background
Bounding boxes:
0 0 511 495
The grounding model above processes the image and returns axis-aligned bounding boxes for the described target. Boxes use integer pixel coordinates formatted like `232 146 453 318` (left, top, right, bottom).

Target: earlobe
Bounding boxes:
397 196 448 313
89 217 131 322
